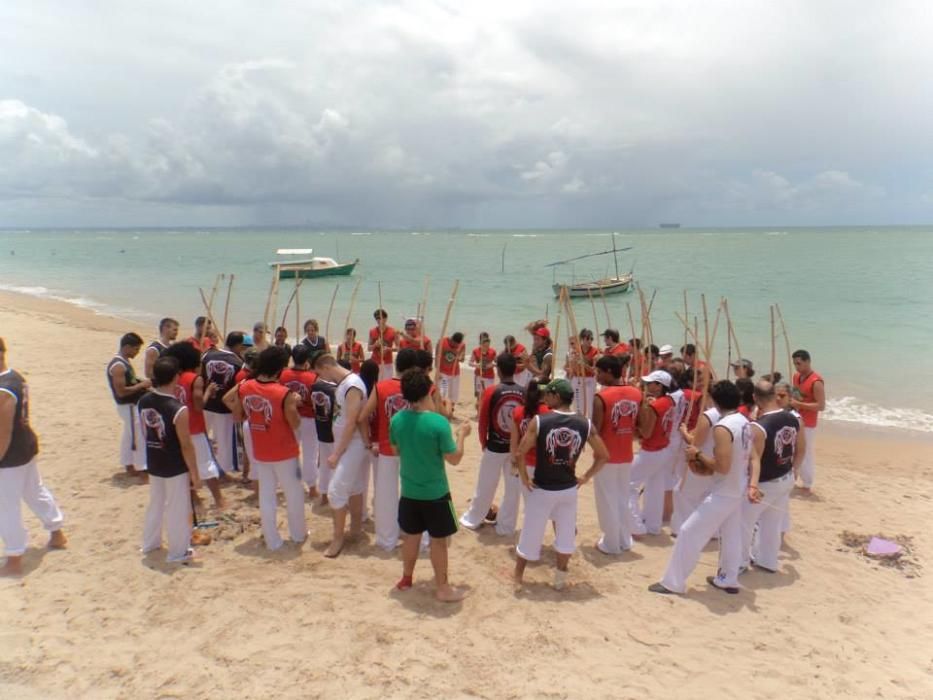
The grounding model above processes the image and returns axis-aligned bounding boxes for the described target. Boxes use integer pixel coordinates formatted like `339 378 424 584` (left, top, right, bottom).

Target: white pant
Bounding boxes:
254 457 307 550
630 446 676 535
742 471 794 571
317 442 334 494
666 435 686 490
328 440 369 510
660 492 743 594
514 369 532 388
192 433 220 481
671 469 712 536
474 376 495 395
0 460 64 556
571 377 597 419
516 486 578 561
799 426 816 488
379 363 394 381
374 454 400 550
362 452 374 521
204 411 237 474
459 450 519 535
438 373 461 403
594 462 633 554
142 472 192 562
299 417 319 487
116 403 146 469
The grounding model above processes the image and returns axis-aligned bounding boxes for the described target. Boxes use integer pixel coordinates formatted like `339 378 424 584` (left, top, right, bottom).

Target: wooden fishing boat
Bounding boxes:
546 233 634 299
268 249 358 279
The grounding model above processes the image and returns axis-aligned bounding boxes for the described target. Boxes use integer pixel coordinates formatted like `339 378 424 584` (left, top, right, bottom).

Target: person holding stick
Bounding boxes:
504 335 530 387
601 329 630 358
514 378 608 590
628 370 676 537
592 354 641 554
527 327 554 384
144 318 179 379
565 329 598 419
337 328 365 373
201 332 246 477
470 332 497 399
391 368 471 602
107 332 151 477
437 332 466 407
369 309 398 381
399 318 432 353
790 349 825 492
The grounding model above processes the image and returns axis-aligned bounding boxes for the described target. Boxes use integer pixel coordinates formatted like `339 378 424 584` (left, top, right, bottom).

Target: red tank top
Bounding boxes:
568 345 599 377
238 379 299 461
598 384 642 463
369 326 397 364
641 394 675 452
374 378 409 456
604 342 631 357
337 342 363 373
438 338 462 376
512 404 550 467
235 367 251 384
472 346 496 378
793 371 823 428
510 343 527 371
175 371 206 435
279 368 318 419
681 388 703 430
399 335 432 351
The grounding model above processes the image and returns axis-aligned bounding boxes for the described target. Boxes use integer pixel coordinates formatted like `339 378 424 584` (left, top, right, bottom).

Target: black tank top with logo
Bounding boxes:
201 348 243 414
137 391 187 478
755 409 800 482
0 369 39 469
148 340 169 357
534 411 590 490
107 355 142 405
485 381 525 453
311 379 337 443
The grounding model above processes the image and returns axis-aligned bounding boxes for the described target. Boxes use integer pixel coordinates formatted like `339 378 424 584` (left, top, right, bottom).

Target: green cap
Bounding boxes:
543 378 574 401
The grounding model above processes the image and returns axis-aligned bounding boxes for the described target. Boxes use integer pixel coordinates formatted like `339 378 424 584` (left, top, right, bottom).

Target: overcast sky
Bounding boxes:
1 1 931 228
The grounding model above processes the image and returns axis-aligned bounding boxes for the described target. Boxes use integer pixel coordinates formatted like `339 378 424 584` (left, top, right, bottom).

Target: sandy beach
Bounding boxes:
1 289 931 700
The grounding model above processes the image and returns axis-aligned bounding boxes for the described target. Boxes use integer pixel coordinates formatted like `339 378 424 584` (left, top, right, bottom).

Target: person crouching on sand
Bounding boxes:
391 368 471 602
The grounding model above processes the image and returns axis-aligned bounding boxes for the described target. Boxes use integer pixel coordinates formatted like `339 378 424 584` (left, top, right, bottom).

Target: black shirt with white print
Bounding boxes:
201 347 243 414
754 409 800 482
138 390 187 478
534 411 591 491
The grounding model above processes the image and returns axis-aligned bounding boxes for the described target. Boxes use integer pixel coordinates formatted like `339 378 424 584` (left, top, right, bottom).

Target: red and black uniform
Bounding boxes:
373 377 409 456
641 395 676 452
237 379 299 462
512 403 550 467
368 326 397 364
472 346 496 379
597 384 642 464
337 342 364 373
478 381 525 453
438 337 462 376
279 368 318 419
175 370 207 436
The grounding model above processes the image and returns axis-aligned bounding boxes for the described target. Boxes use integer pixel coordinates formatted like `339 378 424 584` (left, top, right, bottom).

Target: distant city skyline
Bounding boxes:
2 2 932 228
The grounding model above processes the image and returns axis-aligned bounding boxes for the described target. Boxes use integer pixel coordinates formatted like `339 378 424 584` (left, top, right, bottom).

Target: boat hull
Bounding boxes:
553 276 633 298
278 261 358 279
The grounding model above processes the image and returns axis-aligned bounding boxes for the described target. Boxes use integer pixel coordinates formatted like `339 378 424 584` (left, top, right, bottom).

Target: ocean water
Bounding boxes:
1 226 932 433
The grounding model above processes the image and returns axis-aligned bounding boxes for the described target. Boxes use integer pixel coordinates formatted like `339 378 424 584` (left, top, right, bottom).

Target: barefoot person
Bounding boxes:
337 328 365 373
437 332 466 406
0 337 66 576
163 342 225 509
144 317 180 379
107 332 151 476
514 378 608 589
280 345 319 497
650 380 754 595
313 353 369 557
459 353 525 535
743 380 805 573
470 332 497 399
201 332 246 476
369 309 398 381
628 370 676 536
139 357 200 563
790 349 825 492
226 347 307 550
391 369 471 602
310 372 338 504
592 354 641 554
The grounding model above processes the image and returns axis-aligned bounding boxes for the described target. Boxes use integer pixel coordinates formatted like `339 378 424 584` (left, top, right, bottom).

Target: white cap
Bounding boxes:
658 344 674 356
641 370 672 387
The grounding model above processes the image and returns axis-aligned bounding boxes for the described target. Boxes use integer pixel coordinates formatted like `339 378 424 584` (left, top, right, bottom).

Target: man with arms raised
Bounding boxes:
144 317 179 379
107 332 151 477
391 369 471 601
790 349 825 492
0 337 66 576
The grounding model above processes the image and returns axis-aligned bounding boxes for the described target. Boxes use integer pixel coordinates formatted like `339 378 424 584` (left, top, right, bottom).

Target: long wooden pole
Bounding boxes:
418 275 431 349
599 286 612 329
344 277 362 341
270 268 282 337
686 314 701 425
708 300 723 376
262 266 278 334
222 274 234 339
433 280 460 382
295 277 303 343
775 303 794 382
562 290 588 416
770 305 776 378
683 289 689 351
324 284 340 344
198 287 221 342
553 286 565 383
207 273 223 314
280 283 300 329
724 298 742 365
587 288 600 339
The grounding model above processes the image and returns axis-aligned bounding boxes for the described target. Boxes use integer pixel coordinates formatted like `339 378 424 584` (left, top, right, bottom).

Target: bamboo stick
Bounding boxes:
344 277 362 341
686 314 700 427
418 274 431 350
197 287 221 343
280 283 300 329
770 305 776 378
683 289 689 351
587 288 600 339
553 286 565 385
207 273 223 314
775 303 794 382
324 284 340 345
295 277 303 344
433 280 460 382
222 274 234 339
562 291 588 416
262 266 278 334
599 286 612 329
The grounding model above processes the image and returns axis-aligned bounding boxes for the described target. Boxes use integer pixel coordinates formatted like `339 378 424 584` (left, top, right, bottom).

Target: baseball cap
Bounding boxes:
242 334 255 347
534 327 550 338
641 370 672 387
731 358 754 370
658 344 673 356
543 378 574 401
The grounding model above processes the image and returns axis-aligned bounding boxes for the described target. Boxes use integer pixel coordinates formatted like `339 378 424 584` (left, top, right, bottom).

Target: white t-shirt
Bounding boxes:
710 411 751 498
334 373 367 444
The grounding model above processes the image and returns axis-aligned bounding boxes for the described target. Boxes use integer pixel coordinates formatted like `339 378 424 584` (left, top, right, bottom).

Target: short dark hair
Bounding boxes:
735 377 754 406
451 332 464 344
291 344 311 367
628 338 643 350
274 326 288 335
710 380 740 411
159 317 179 332
414 349 433 371
303 319 319 332
226 331 245 349
373 308 388 320
792 349 811 362
646 344 659 356
360 360 380 394
163 341 201 372
681 343 696 356
400 367 432 403
496 352 517 377
152 356 180 387
396 347 417 373
121 332 144 348
337 359 352 370
595 354 622 379
256 346 289 377
603 329 620 343
194 316 207 329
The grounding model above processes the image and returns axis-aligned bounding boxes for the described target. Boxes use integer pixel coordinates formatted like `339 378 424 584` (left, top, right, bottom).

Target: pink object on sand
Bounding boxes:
866 537 901 557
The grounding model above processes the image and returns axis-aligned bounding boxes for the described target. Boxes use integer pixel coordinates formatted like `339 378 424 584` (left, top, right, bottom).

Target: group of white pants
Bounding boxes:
593 462 634 554
116 403 146 470
459 450 522 536
628 445 676 536
253 457 307 550
0 460 65 557
142 472 192 562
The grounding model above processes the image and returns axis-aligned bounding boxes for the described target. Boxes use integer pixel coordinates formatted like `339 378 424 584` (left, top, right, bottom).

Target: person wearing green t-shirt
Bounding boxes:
390 368 471 603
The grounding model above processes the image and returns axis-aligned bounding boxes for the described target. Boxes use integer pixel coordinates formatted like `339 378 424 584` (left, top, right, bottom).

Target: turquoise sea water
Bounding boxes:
1 226 932 433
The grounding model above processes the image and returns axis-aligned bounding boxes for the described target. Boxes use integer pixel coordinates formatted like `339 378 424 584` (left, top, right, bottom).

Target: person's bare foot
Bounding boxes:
48 530 67 549
324 538 344 558
138 472 149 484
320 494 329 506
308 486 320 500
0 556 24 576
348 527 363 541
435 584 467 602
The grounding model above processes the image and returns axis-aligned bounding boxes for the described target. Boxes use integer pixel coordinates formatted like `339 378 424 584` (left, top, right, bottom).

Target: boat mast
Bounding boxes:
612 232 620 280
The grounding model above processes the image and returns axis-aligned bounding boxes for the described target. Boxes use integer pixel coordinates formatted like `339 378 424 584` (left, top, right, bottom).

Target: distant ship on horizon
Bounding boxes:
658 223 681 229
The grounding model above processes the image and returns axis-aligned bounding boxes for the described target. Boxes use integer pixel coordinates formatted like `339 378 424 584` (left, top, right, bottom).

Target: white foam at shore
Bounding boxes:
0 283 155 320
825 396 933 434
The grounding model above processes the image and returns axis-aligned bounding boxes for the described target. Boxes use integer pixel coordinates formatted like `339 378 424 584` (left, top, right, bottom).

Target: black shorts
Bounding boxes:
398 493 458 539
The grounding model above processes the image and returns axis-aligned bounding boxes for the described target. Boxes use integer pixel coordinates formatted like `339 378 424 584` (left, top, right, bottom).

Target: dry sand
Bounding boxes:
1 289 932 699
